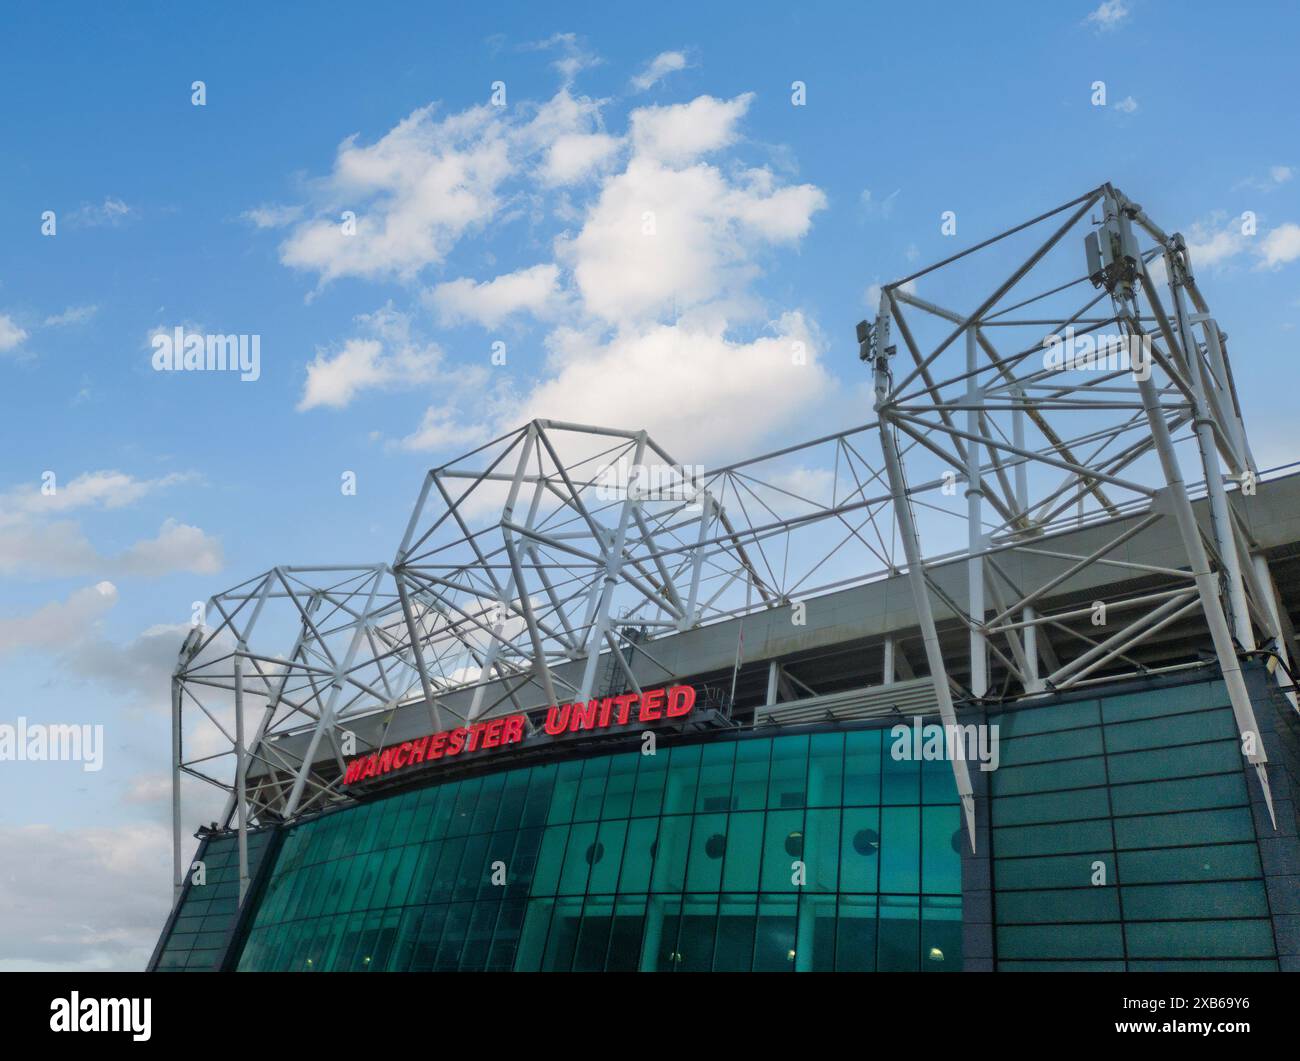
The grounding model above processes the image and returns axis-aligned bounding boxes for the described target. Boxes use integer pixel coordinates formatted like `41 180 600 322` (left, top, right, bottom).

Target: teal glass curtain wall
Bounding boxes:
988 679 1280 971
154 829 273 971
237 729 963 972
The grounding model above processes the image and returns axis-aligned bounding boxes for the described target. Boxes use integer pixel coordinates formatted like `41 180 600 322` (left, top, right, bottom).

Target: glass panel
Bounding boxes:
731 740 771 811
877 895 919 971
843 730 882 805
601 754 640 819
618 818 659 894
662 745 702 814
676 895 719 972
767 735 809 809
713 894 757 972
753 895 798 972
807 732 844 807
650 815 691 893
685 813 728 892
721 811 763 892
606 896 647 972
695 742 736 813
796 893 838 972
760 809 805 893
921 896 962 972
572 897 614 971
586 818 629 895
573 756 611 822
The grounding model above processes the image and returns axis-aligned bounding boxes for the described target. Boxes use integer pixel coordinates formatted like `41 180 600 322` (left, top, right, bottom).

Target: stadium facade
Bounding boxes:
150 185 1300 972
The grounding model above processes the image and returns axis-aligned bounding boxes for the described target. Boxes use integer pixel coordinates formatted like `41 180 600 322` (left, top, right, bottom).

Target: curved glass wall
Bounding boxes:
237 728 963 972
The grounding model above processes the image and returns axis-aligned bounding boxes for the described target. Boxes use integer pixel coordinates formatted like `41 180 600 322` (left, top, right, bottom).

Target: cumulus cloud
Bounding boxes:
1259 222 1300 269
540 131 621 185
0 313 29 354
1084 1 1130 31
0 471 217 578
631 50 689 92
628 93 753 163
283 81 831 466
563 154 824 323
0 518 221 578
0 471 194 523
298 303 470 410
514 312 831 463
0 823 171 971
279 104 513 283
118 519 222 576
426 264 562 328
0 582 118 656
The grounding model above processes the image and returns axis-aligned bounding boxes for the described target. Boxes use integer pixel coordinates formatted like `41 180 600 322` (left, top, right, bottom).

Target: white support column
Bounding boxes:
879 412 978 851
766 659 779 706
966 325 988 698
1012 386 1042 694
234 643 250 905
1170 266 1255 651
882 636 895 686
1133 348 1276 829
171 674 184 907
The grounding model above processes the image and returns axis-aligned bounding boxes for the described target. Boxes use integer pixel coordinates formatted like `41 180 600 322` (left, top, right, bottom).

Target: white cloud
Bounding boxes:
1259 222 1300 268
1084 1 1130 31
1114 95 1138 114
0 470 194 523
541 132 622 185
283 82 831 467
0 313 28 353
43 304 98 327
279 104 513 283
242 202 304 229
629 93 754 163
0 582 118 656
66 197 135 228
1185 216 1249 269
562 154 824 323
513 313 831 463
0 823 171 971
298 304 453 410
0 471 209 578
64 622 191 702
1269 165 1293 185
117 518 222 576
426 264 561 328
0 518 220 578
631 50 689 92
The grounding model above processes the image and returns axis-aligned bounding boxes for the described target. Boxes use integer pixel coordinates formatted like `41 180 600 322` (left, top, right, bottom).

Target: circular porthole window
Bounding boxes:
585 842 605 865
784 831 804 857
705 833 727 859
852 829 880 856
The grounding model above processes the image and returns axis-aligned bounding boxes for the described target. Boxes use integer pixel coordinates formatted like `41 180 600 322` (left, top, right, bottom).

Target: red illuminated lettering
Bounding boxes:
666 685 696 717
569 699 600 731
638 687 665 721
613 693 638 724
503 714 525 745
544 704 571 735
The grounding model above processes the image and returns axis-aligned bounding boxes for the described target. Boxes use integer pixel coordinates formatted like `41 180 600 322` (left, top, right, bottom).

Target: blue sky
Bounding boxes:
1 0 1298 969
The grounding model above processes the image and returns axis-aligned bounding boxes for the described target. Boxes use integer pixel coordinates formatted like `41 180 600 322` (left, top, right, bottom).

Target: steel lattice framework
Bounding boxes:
865 181 1294 845
171 183 1295 905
